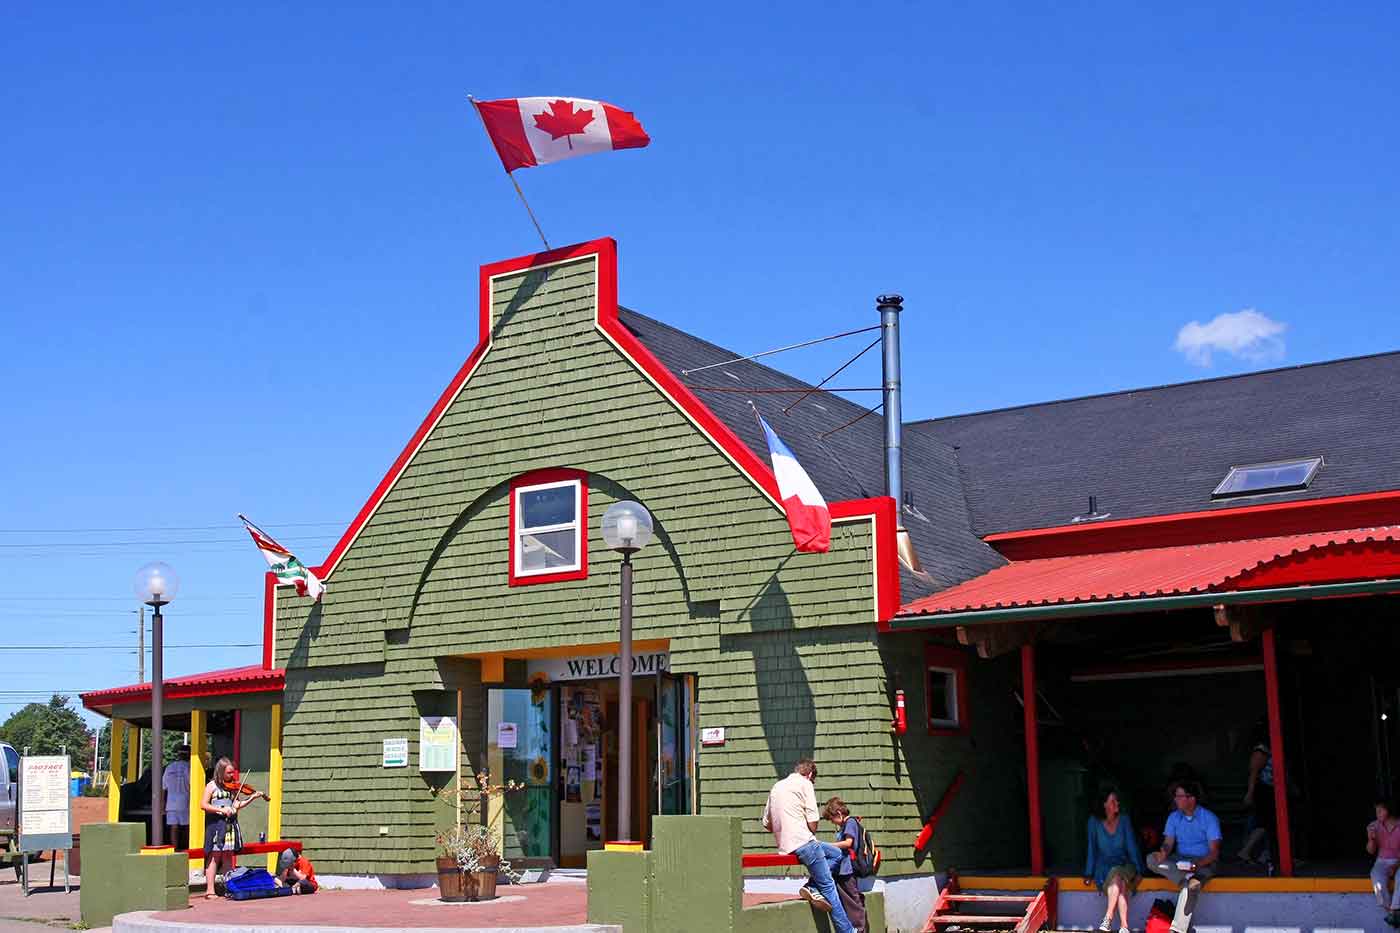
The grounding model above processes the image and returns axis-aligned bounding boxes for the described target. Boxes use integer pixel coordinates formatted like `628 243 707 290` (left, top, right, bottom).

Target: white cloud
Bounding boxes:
1174 308 1287 367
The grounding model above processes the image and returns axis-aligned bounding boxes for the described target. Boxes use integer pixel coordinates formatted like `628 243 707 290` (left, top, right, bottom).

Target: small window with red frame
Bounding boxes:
509 470 588 585
925 645 969 736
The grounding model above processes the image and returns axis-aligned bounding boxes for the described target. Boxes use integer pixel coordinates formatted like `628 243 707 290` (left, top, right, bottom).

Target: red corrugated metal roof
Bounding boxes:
900 526 1400 617
81 664 284 710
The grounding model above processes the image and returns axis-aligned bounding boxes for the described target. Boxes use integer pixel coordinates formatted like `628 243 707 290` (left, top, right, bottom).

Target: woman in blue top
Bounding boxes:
1083 789 1143 933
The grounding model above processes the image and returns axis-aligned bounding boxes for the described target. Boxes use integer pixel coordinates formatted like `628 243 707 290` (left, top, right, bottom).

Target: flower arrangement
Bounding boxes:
433 770 527 885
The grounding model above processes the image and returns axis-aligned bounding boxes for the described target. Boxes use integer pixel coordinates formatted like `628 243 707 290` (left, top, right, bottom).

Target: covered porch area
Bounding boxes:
896 521 1400 890
79 665 286 868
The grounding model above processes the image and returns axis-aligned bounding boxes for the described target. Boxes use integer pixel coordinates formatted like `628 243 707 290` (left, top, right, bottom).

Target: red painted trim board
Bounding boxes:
988 488 1400 560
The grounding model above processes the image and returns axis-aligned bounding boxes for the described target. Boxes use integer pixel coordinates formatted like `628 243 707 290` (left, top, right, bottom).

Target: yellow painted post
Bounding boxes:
125 725 140 783
188 710 207 871
107 719 126 822
266 703 283 871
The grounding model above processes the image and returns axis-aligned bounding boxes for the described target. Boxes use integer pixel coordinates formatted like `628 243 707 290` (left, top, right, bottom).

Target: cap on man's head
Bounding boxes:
277 848 297 874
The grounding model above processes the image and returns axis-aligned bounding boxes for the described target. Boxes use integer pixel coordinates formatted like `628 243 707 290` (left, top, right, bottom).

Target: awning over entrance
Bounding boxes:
80 664 284 713
899 525 1400 618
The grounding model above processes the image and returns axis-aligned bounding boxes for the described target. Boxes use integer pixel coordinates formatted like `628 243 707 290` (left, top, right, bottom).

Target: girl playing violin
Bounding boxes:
200 758 257 898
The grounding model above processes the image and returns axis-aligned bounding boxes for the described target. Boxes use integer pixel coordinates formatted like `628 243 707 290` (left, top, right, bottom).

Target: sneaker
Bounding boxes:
799 887 833 913
1385 910 1400 928
1099 920 1113 932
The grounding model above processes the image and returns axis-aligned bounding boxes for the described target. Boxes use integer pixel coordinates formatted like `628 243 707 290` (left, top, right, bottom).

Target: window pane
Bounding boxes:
928 670 956 724
520 485 576 528
520 528 577 571
1214 458 1320 497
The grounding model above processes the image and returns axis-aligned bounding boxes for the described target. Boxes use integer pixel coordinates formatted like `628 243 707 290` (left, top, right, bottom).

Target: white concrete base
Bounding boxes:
740 873 938 933
312 872 436 890
1046 888 1384 933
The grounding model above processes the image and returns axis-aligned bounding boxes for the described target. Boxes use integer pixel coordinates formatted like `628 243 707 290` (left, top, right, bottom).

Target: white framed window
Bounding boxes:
512 477 583 579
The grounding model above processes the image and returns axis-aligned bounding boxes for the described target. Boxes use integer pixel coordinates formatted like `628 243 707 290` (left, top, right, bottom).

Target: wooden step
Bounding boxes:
930 917 1027 925
945 894 1037 902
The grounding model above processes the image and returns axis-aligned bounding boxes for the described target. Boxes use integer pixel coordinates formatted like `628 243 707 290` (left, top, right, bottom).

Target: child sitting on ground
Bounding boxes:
822 797 867 933
276 848 318 894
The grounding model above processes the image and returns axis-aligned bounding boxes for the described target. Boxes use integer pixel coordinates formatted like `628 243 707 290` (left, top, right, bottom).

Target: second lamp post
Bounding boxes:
134 561 178 848
600 500 652 843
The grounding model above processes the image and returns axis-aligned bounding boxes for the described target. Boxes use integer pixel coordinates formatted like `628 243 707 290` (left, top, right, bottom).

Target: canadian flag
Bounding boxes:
758 415 831 553
474 97 650 172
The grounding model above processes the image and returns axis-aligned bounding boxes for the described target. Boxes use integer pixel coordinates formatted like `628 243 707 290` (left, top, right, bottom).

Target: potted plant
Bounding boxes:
433 770 525 902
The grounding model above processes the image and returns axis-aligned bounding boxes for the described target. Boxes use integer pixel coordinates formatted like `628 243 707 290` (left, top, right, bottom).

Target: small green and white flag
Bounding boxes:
239 514 325 601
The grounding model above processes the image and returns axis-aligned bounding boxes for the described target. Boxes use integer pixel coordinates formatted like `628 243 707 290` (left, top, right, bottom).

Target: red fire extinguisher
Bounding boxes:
891 688 908 735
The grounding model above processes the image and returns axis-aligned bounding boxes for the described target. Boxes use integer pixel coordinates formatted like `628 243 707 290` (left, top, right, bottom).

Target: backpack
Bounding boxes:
850 817 882 877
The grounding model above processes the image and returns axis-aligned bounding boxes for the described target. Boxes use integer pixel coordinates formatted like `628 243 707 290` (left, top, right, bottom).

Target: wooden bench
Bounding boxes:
186 840 301 861
740 853 799 868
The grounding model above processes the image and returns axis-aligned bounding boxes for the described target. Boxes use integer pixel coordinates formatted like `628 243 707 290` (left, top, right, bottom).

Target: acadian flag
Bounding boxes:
473 96 650 172
239 514 326 602
757 415 831 553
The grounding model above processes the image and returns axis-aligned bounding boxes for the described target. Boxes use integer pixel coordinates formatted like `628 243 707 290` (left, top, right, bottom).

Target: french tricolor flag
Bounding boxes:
758 415 831 553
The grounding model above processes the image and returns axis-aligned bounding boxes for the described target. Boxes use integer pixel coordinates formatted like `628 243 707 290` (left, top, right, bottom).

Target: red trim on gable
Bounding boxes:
262 571 276 670
924 644 971 737
986 488 1400 560
508 468 590 586
259 238 902 665
831 496 901 626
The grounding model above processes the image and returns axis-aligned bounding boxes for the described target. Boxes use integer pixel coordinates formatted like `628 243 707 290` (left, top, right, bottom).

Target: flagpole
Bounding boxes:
468 95 551 251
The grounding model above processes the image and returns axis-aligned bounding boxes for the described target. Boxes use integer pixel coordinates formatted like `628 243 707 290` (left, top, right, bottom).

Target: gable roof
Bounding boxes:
911 351 1400 537
619 308 1005 597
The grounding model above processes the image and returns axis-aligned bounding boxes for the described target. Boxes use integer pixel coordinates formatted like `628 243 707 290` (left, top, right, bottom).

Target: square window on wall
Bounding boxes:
509 470 589 585
925 645 970 736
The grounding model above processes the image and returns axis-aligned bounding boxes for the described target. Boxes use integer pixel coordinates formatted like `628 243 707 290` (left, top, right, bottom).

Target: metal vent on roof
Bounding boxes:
1212 457 1323 499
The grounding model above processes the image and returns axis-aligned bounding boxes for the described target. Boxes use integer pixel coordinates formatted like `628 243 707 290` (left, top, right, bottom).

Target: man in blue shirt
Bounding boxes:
1147 781 1222 933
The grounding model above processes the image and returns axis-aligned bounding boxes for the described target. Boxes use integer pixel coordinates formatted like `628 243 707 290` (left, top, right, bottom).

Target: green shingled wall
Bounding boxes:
272 254 1018 876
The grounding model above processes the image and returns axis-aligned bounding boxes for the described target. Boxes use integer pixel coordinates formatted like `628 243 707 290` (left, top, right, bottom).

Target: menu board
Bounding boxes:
18 754 71 852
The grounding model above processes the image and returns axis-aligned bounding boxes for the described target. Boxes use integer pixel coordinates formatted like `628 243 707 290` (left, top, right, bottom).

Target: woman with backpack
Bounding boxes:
822 797 868 933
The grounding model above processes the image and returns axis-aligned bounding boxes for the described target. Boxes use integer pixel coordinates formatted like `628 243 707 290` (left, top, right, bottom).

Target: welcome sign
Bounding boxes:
529 651 669 682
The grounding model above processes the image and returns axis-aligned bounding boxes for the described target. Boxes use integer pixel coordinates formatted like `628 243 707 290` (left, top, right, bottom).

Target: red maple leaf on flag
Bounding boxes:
532 99 595 149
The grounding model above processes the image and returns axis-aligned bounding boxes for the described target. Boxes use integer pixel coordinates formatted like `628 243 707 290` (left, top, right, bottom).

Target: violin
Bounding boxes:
222 768 272 802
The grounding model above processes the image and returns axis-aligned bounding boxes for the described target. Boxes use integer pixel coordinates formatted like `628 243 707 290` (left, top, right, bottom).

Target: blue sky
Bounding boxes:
3 2 1397 731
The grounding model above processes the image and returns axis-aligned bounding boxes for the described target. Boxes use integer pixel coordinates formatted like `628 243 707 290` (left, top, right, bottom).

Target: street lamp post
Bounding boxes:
134 562 178 848
601 501 653 843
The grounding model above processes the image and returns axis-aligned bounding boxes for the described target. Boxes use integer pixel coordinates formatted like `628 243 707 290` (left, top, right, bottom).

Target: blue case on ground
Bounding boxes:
224 868 293 900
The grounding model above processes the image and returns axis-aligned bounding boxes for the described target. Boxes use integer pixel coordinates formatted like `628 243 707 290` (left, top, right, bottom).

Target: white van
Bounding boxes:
1 741 17 840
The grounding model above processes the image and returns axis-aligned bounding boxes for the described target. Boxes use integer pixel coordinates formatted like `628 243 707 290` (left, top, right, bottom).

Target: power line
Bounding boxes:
0 535 340 549
0 644 259 651
0 521 347 534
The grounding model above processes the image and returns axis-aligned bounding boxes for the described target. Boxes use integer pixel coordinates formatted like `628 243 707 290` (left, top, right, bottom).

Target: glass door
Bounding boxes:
656 671 696 815
486 687 556 864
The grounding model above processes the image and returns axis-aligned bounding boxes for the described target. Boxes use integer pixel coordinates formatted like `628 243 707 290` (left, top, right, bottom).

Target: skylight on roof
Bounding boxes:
1212 457 1323 499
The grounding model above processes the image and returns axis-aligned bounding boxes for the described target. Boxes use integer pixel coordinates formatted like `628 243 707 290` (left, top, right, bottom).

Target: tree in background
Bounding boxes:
95 721 187 776
0 694 93 758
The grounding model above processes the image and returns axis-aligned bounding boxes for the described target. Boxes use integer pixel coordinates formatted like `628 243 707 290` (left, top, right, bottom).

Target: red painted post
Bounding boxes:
1022 642 1045 875
1261 627 1294 876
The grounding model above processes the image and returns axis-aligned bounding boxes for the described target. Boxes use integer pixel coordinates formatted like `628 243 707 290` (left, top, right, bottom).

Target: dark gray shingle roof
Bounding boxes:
911 351 1400 536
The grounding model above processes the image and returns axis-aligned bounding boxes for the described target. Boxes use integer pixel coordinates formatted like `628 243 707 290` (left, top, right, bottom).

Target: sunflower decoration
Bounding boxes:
528 672 550 705
528 755 549 785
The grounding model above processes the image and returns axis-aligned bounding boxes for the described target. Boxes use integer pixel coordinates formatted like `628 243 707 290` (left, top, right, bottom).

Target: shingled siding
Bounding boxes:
270 254 992 875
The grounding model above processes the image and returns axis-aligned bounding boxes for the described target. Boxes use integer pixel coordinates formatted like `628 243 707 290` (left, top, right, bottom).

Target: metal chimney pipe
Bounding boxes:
878 294 905 511
879 294 925 575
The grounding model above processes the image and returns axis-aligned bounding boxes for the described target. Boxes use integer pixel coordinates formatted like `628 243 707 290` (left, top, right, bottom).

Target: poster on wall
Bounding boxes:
496 721 518 749
419 716 458 772
382 738 408 768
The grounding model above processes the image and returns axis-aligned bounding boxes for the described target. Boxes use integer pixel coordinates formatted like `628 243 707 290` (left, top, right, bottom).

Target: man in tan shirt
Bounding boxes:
763 758 854 933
